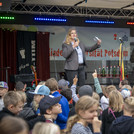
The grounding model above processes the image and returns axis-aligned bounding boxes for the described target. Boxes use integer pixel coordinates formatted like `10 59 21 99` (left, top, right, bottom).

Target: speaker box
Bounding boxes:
10 74 34 87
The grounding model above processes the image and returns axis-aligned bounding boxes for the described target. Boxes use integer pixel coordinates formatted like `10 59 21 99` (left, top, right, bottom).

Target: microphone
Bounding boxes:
74 37 78 42
74 37 78 49
119 37 123 43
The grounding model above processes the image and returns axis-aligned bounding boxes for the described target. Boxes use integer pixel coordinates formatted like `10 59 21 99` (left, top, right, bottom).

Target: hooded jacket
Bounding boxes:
102 108 123 134
109 115 134 134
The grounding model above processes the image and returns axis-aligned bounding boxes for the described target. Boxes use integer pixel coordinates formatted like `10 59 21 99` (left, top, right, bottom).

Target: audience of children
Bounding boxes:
1 72 134 134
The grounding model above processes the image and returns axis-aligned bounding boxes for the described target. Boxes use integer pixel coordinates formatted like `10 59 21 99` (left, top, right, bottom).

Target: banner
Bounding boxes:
17 31 36 74
28 25 130 61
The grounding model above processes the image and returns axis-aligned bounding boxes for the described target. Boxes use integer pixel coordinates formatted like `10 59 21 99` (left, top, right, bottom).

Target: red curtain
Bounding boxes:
0 28 17 90
36 32 50 81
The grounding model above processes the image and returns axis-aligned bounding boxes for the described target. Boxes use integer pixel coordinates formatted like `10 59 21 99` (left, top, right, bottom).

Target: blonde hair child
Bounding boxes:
32 122 60 134
65 96 102 134
109 97 134 134
102 90 123 134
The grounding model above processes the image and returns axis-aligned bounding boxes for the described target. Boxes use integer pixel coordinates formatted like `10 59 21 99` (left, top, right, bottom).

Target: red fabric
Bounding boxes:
36 32 50 81
0 28 17 90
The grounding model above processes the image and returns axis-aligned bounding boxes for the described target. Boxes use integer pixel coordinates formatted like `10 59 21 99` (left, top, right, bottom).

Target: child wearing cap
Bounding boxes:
0 81 8 111
39 95 62 123
29 85 50 115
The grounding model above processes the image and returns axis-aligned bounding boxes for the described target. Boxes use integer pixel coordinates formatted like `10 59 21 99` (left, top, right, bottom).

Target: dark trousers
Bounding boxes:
65 65 85 87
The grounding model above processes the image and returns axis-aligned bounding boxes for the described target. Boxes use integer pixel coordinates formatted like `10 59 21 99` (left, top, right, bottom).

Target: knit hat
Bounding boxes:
58 79 69 88
39 95 61 114
29 85 50 96
0 81 8 89
78 85 93 97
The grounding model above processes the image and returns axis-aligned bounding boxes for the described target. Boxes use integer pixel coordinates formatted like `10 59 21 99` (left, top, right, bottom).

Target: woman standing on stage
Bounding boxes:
62 28 101 86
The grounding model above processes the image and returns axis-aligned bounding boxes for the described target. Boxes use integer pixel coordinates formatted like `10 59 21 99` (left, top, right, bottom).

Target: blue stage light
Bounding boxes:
85 20 114 24
34 17 67 22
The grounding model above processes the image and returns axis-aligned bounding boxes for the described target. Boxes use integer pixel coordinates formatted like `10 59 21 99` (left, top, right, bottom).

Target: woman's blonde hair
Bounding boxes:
32 122 60 134
64 28 79 45
109 90 123 112
124 97 134 114
65 96 98 133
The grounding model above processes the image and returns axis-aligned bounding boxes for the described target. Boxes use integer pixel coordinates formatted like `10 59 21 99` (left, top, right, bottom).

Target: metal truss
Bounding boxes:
10 2 134 19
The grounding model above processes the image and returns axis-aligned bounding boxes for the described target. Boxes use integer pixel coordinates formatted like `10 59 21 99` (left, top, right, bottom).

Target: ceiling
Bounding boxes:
12 0 134 10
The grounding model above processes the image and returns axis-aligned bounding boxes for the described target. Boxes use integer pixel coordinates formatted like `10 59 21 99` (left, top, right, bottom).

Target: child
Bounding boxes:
0 116 29 134
65 95 102 134
109 96 134 134
0 81 8 111
29 85 50 115
39 95 62 122
32 122 60 134
102 90 123 134
45 78 69 130
0 91 24 120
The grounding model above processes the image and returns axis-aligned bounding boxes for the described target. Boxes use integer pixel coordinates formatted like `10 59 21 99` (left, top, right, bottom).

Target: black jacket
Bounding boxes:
102 108 123 134
109 115 134 134
0 108 15 121
0 107 46 130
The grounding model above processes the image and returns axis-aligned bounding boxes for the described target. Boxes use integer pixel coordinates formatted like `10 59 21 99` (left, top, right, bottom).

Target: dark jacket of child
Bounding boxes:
0 107 46 130
109 115 134 134
102 108 123 134
0 108 15 121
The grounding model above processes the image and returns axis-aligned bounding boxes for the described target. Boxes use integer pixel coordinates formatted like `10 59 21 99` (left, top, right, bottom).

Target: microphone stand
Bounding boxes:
53 53 58 81
0 67 10 84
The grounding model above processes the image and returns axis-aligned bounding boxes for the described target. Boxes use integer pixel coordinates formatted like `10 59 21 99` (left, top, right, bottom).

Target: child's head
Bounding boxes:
32 122 60 134
14 81 26 92
60 88 72 102
105 85 117 97
58 79 69 90
0 81 8 97
75 95 98 123
39 95 62 117
124 97 134 116
119 79 129 89
17 91 27 104
45 78 58 92
78 85 93 97
109 90 123 112
92 92 100 102
66 96 98 132
3 91 24 115
29 85 50 104
101 85 107 96
0 116 29 134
